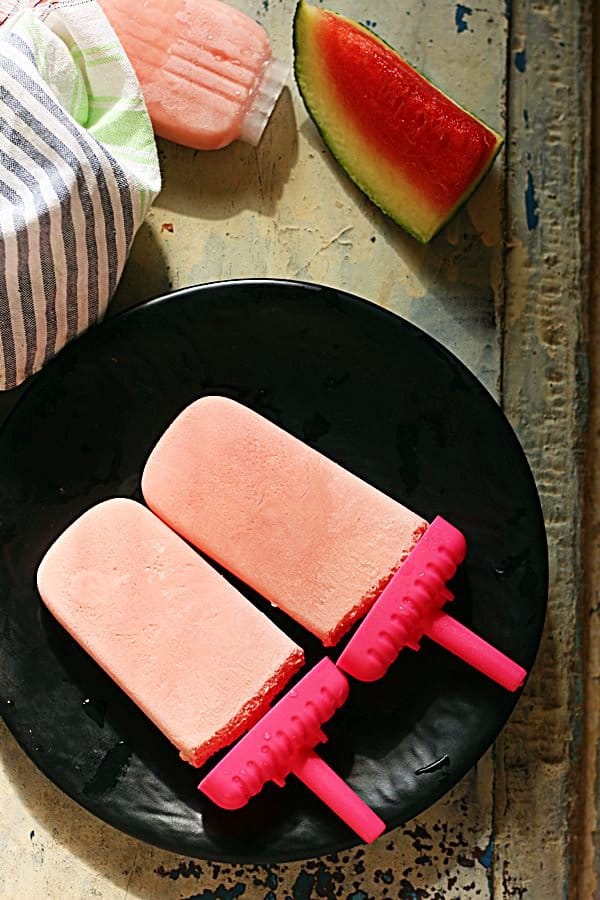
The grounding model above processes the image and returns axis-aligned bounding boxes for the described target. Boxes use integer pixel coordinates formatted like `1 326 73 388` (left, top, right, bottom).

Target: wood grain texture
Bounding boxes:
496 0 593 898
580 6 600 897
0 0 593 897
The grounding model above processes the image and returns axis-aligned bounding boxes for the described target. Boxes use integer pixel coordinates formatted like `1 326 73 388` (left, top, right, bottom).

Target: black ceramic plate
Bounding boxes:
0 280 547 863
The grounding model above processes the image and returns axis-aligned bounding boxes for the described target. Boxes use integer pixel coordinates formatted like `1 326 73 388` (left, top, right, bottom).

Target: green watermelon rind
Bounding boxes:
293 0 504 244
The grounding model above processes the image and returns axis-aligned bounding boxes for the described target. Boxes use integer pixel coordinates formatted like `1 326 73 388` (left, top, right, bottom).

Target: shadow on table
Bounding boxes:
298 116 505 340
109 222 171 317
0 720 146 897
155 87 299 221
298 116 504 258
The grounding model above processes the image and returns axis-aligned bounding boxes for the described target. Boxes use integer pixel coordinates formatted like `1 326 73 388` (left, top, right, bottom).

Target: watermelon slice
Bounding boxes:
293 1 503 243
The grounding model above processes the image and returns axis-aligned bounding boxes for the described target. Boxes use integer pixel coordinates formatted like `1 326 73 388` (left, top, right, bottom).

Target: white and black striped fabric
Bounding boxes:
0 1 160 389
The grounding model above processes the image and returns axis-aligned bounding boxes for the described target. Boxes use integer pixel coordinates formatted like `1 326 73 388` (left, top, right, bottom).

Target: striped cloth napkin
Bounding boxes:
0 0 161 390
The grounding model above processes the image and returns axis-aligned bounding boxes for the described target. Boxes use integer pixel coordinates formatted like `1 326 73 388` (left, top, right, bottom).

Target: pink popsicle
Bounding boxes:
37 498 304 767
142 396 428 646
98 0 289 149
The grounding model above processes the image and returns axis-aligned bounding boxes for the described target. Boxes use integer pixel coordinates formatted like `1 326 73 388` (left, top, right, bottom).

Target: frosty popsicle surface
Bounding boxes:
142 396 428 646
98 0 289 149
37 498 304 767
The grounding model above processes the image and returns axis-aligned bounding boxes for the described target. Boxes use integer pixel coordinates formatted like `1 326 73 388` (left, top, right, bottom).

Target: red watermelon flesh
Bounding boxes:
294 2 503 242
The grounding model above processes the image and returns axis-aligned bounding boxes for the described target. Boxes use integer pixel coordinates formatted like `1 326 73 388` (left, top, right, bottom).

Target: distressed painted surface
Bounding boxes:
0 0 591 897
582 10 600 896
498 1 594 899
0 722 495 899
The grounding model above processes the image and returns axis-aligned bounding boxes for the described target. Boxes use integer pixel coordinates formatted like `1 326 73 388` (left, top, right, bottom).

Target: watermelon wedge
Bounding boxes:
293 1 503 243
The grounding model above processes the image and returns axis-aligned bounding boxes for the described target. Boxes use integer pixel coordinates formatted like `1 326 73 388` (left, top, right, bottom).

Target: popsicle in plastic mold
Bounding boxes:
36 498 304 767
337 516 527 691
142 396 428 647
200 657 386 844
98 0 289 149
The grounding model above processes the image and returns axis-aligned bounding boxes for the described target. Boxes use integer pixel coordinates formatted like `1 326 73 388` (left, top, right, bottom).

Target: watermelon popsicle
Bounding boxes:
142 396 428 647
98 0 289 150
36 498 304 767
142 397 527 690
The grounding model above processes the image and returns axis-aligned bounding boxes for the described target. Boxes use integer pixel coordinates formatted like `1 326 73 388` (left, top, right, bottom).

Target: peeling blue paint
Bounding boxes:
183 886 245 900
347 892 369 900
398 880 422 900
504 0 511 18
315 864 338 899
478 838 494 869
523 108 529 126
291 870 314 900
455 4 472 33
525 171 539 230
514 48 527 72
155 860 202 880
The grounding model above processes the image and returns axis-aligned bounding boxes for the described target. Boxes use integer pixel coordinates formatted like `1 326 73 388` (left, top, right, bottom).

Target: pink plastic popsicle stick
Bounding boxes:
337 516 465 682
337 516 527 691
292 751 386 844
425 613 526 691
199 658 385 844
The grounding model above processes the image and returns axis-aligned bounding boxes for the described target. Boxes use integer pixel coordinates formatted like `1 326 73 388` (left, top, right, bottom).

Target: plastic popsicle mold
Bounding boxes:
199 658 385 844
337 517 527 691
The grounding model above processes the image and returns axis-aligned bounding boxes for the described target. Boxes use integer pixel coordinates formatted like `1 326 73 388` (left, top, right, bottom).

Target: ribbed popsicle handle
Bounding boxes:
425 612 526 691
291 750 385 844
337 516 467 681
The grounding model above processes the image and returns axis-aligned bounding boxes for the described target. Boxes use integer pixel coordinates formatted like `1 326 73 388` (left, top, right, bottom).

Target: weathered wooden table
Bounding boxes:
1 0 596 897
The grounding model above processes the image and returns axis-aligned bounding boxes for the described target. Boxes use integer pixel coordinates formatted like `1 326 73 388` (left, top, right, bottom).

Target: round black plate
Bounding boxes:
0 280 547 863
